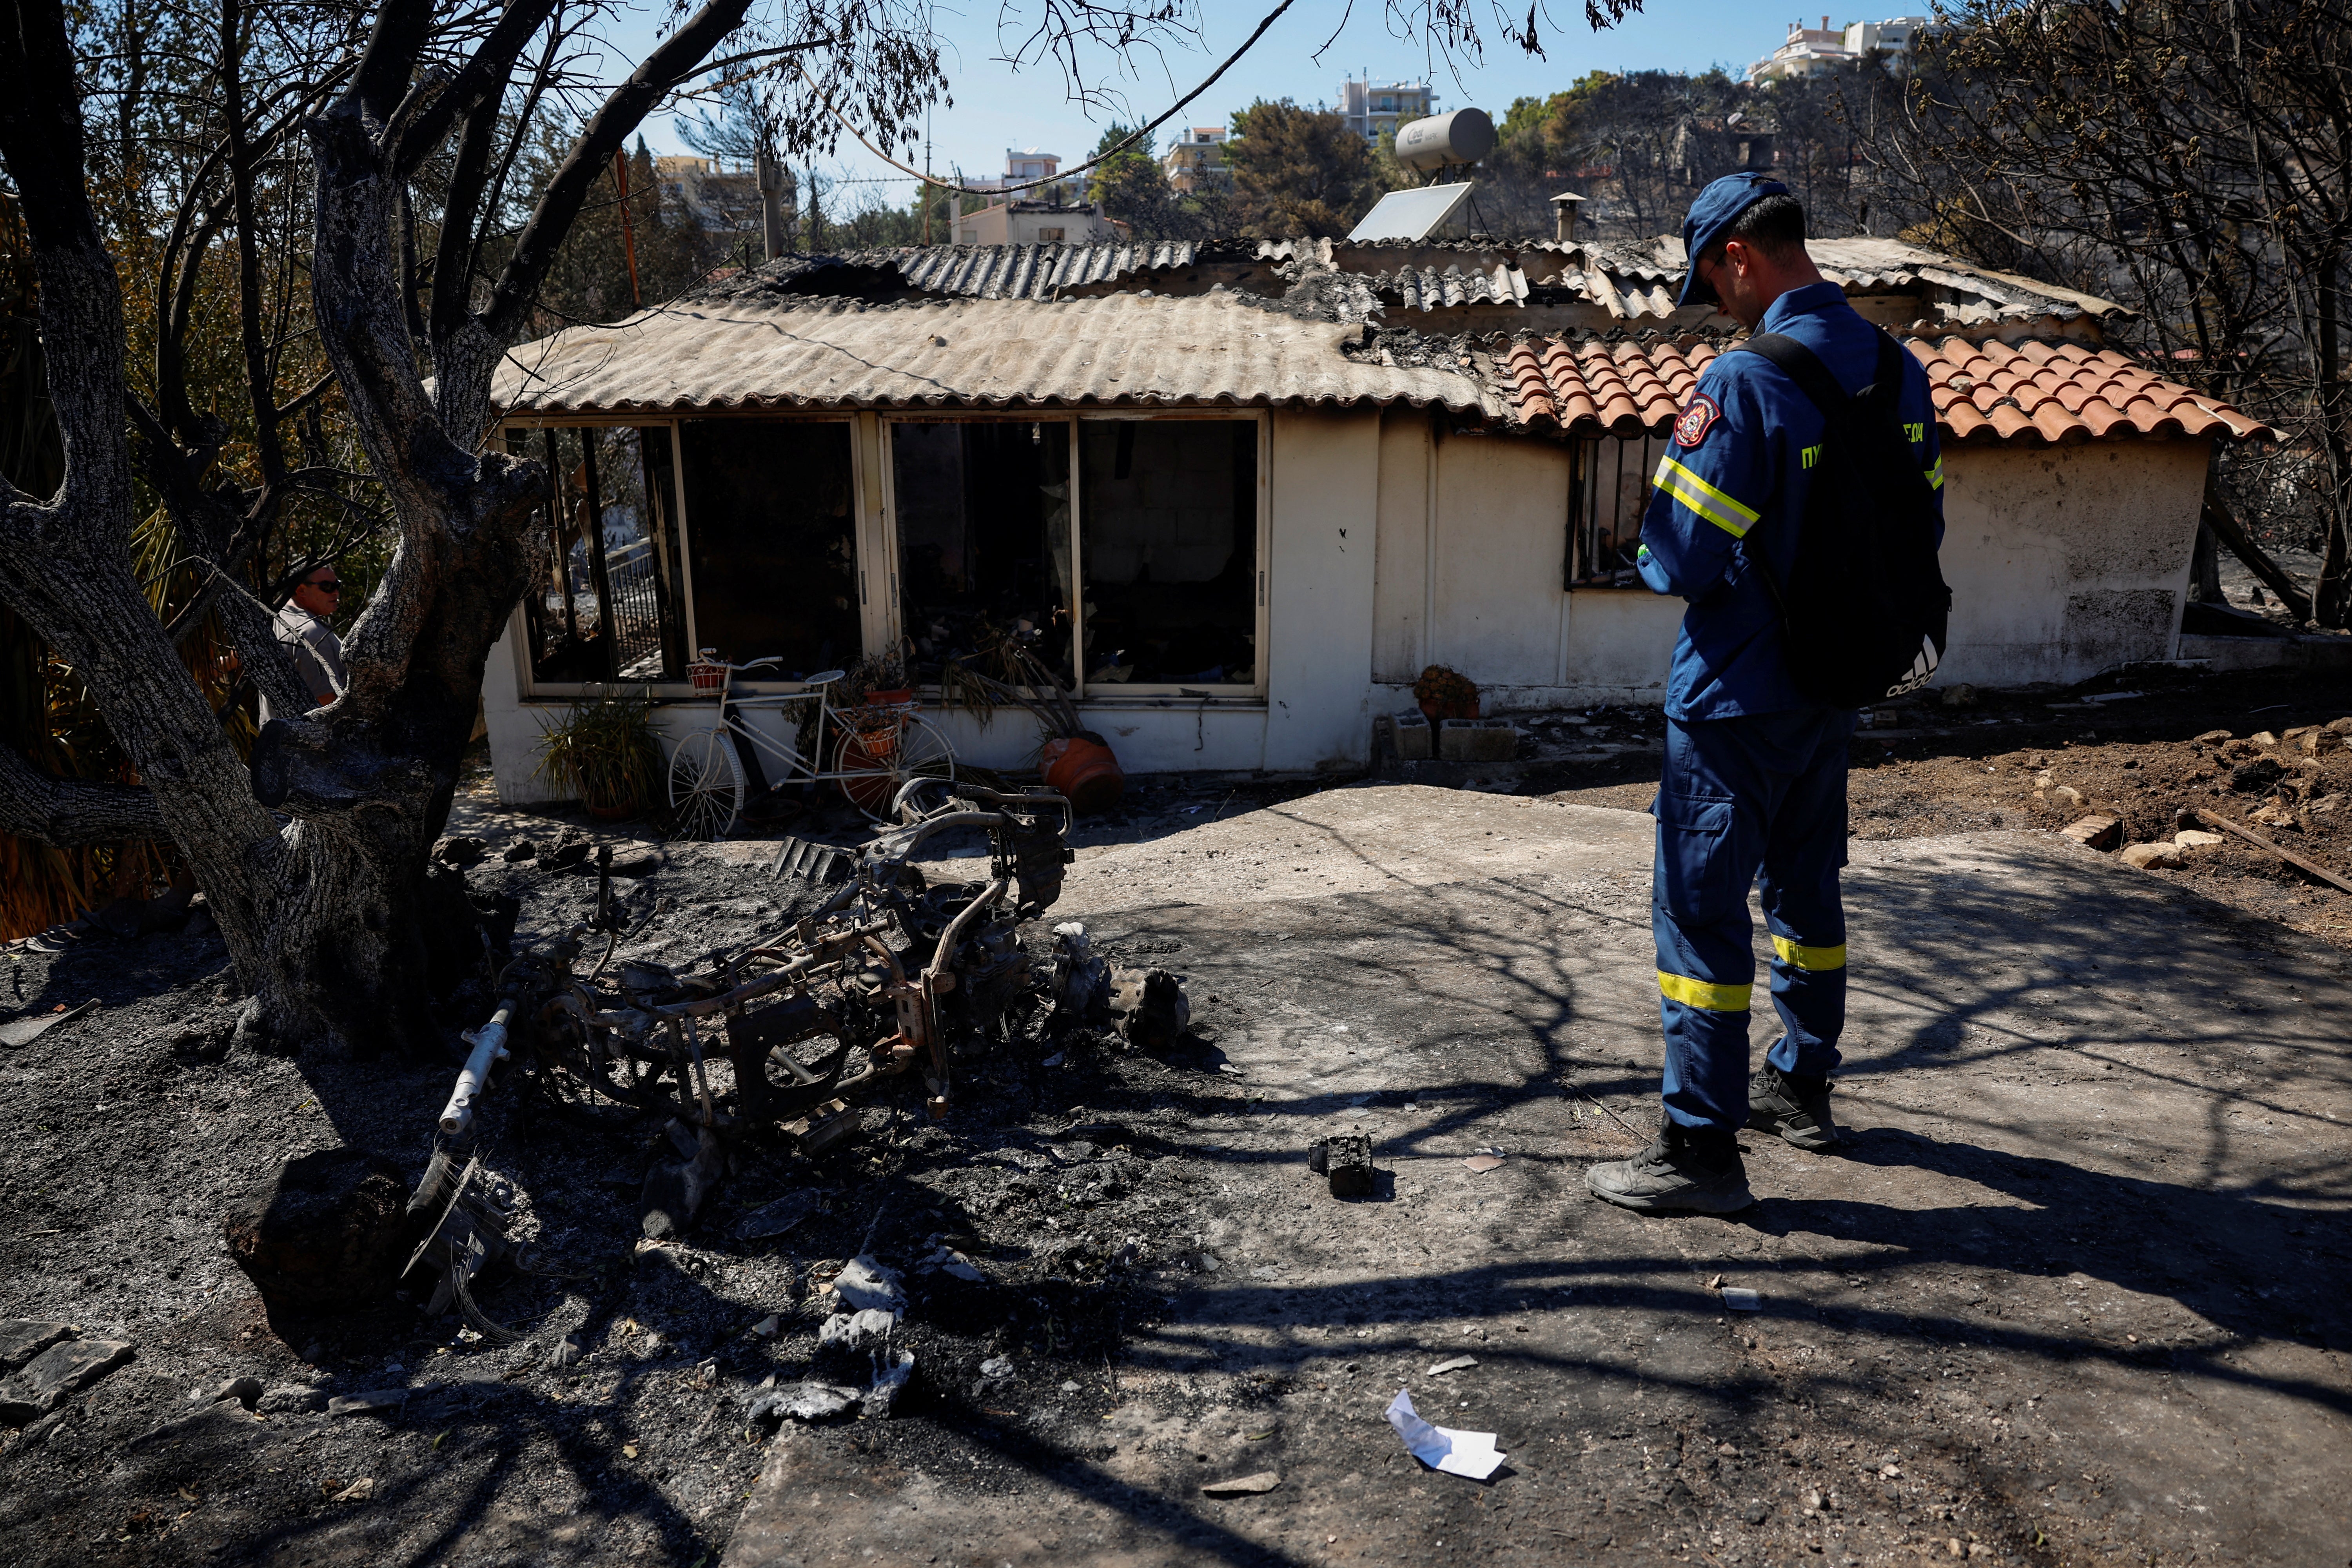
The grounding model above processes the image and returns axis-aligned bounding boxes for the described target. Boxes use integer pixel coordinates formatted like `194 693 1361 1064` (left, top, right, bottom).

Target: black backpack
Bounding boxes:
1735 329 1952 708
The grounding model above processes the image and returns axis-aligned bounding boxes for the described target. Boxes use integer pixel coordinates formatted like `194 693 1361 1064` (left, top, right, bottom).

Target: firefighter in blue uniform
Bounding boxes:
1585 173 1945 1214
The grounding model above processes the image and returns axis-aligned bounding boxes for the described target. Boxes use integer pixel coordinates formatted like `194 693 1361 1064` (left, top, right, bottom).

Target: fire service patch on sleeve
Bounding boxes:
1673 394 1721 448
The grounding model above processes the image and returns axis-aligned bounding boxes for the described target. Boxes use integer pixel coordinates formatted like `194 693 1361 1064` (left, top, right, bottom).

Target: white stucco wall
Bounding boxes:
480 412 2217 804
1934 438 2210 688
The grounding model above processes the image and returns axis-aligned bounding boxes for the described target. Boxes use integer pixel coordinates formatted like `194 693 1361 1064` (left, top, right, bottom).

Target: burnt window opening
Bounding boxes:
1078 418 1258 687
1566 433 1668 589
516 426 688 685
891 420 1077 688
680 420 860 678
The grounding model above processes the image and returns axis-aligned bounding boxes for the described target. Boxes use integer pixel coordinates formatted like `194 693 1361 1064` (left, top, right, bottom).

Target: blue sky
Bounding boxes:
606 0 1806 197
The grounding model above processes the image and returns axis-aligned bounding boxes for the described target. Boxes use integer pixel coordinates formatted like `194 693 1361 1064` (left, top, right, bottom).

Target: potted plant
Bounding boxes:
1413 664 1480 723
534 684 665 820
843 650 913 710
940 627 1124 814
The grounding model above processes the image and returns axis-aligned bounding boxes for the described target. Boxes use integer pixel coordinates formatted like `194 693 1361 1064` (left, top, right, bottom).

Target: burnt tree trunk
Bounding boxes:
0 0 749 1057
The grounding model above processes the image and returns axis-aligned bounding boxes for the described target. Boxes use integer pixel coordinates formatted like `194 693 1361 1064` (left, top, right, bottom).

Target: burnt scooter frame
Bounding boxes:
407 780 1076 1330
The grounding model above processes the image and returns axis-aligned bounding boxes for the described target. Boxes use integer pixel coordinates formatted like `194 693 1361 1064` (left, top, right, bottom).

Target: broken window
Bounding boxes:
679 419 861 677
891 420 1076 687
515 426 689 685
1077 418 1259 688
1566 433 1668 588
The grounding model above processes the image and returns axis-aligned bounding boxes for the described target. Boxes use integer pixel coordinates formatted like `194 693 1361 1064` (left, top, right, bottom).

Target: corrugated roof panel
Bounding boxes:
492 291 1497 418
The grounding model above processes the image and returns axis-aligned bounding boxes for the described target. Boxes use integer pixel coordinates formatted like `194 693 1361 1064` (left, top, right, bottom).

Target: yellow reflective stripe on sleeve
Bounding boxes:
1652 457 1760 540
1658 970 1753 1012
1770 935 1848 971
1923 457 1944 491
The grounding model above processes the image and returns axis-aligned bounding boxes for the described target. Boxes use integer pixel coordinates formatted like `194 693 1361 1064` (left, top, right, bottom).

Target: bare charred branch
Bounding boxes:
0 742 168 848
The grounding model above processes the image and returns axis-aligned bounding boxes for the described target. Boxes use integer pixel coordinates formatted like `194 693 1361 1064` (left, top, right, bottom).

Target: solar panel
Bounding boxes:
1346 183 1476 243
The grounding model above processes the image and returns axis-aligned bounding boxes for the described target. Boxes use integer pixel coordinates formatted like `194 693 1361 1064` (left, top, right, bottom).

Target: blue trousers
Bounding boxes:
1652 707 1855 1134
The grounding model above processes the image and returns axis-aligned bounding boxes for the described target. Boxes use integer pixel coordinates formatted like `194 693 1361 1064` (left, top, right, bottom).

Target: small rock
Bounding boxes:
978 1356 1015 1380
2120 842 2182 870
830 1256 907 1315
433 836 488 867
1945 1539 1965 1559
1743 1504 1770 1525
0 1321 73 1376
2173 829 2226 848
543 841 592 871
2050 784 2087 809
2327 716 2352 735
0 1338 134 1424
543 1336 583 1372
751 1316 782 1339
2249 731 2279 748
2193 729 2233 745
327 1390 408 1416
608 849 663 879
2232 757 2285 793
1201 1471 1282 1497
1938 683 1977 708
330 1477 375 1503
1427 1355 1478 1375
502 840 540 863
209 1375 264 1408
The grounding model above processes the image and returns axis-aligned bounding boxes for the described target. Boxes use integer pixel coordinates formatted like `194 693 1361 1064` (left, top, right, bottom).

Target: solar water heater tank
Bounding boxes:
1393 109 1496 172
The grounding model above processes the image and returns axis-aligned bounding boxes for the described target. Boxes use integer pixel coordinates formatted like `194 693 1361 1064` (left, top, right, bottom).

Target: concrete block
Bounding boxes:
1324 1133 1374 1197
1439 718 1517 763
1387 709 1433 760
2062 814 2121 851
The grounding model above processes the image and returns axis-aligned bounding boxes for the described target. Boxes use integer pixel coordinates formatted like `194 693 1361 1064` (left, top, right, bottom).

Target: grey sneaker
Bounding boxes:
1748 1065 1840 1151
1586 1125 1755 1214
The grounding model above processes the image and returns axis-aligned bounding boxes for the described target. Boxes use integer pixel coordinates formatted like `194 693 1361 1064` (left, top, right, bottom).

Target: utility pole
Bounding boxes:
922 112 933 247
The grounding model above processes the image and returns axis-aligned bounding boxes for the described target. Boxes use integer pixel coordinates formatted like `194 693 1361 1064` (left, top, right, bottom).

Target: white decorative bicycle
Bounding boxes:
664 658 957 838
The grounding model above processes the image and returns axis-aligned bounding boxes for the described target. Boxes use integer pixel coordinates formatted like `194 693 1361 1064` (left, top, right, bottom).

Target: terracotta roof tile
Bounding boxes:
1503 330 2280 444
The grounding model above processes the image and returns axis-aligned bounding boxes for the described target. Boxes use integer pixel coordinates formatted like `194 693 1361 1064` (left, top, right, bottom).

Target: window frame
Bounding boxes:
877 409 1270 702
499 411 869 702
1564 431 1670 591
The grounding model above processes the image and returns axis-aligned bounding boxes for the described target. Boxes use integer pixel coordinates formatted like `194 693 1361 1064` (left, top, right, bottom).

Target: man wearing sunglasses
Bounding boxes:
261 564 350 720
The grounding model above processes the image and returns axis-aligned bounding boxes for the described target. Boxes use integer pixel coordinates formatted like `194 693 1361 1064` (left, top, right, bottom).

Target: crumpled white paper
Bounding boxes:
1385 1388 1506 1480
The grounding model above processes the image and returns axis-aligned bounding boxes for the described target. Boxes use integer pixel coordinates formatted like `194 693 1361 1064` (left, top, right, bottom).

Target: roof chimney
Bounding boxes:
1549 191 1585 245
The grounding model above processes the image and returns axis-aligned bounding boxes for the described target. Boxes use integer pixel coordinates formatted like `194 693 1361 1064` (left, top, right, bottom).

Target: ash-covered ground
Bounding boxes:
4 671 2350 1568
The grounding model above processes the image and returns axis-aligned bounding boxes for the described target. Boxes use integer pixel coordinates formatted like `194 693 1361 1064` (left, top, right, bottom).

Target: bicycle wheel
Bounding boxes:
667 727 746 840
828 712 957 823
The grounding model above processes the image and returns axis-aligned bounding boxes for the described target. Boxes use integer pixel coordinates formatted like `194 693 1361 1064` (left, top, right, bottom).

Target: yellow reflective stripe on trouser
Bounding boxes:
1652 457 1760 539
1770 935 1848 971
1658 970 1753 1012
1922 457 1944 491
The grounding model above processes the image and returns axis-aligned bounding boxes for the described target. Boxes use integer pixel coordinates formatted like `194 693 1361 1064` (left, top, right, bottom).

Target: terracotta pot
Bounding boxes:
584 797 640 822
1418 696 1479 723
834 727 900 813
1040 733 1125 815
862 687 915 707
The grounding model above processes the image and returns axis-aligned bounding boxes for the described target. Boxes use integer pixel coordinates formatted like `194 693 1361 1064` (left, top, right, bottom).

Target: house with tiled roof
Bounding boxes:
477 231 2274 799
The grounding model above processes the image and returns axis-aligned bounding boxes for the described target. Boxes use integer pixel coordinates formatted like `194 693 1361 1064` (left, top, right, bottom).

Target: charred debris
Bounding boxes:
227 779 1189 1426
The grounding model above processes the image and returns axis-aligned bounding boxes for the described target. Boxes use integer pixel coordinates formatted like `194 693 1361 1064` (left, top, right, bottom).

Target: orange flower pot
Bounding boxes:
1040 733 1125 815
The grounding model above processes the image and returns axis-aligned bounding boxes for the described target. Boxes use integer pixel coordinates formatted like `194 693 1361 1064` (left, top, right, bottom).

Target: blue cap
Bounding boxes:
1678 172 1794 307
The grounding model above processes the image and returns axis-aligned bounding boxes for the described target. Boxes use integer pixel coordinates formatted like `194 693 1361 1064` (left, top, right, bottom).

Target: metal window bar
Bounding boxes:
1566 434 1664 588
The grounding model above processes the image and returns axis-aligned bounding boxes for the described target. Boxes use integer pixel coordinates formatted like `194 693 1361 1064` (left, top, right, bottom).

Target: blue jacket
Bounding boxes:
1638 281 1945 720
